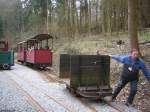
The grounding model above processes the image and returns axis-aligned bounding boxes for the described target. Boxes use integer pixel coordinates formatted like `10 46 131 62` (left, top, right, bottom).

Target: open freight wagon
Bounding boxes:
60 54 112 99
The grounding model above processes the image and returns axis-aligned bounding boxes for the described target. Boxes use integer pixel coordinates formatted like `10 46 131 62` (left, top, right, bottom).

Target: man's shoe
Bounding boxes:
111 95 116 102
125 102 131 106
111 98 116 102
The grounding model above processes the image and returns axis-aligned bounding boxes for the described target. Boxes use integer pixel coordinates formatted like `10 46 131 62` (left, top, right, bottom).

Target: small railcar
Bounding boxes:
60 54 112 99
0 41 14 70
17 34 53 69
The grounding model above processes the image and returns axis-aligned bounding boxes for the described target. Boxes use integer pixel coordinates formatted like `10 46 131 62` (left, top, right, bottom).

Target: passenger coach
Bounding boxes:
17 34 53 69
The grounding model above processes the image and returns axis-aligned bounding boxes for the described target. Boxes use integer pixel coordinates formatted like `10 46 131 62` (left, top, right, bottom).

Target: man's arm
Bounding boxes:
110 55 127 63
140 59 150 83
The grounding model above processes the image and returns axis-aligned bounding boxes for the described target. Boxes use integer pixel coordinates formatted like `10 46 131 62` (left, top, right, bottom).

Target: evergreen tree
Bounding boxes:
0 16 4 39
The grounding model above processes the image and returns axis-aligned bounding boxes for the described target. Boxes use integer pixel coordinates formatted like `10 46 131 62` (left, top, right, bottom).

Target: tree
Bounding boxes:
0 0 149 44
128 0 140 52
0 16 4 39
22 0 48 33
139 0 150 28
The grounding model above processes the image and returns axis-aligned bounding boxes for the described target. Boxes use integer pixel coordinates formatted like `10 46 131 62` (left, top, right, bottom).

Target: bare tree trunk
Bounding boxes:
67 0 71 37
80 0 83 33
76 4 80 34
96 0 99 26
46 0 49 33
84 0 89 33
88 0 92 34
71 0 76 37
64 0 67 37
41 0 48 33
128 0 140 52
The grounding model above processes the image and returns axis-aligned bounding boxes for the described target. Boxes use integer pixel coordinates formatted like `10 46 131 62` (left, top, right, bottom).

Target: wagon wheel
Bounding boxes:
3 64 10 70
41 67 46 70
75 92 82 97
75 89 83 98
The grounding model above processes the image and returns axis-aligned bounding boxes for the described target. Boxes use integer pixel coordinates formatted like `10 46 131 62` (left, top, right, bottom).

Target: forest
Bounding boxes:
0 0 150 48
0 1 150 111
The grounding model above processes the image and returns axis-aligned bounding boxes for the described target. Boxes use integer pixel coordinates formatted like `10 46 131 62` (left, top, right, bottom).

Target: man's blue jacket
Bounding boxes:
111 55 150 82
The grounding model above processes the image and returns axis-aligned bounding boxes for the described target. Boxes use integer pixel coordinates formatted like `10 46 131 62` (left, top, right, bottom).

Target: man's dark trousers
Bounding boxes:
112 78 138 104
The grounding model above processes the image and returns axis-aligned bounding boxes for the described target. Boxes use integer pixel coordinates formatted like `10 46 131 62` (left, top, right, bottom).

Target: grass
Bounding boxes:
53 31 150 56
52 33 128 72
139 31 150 41
53 33 129 55
52 31 150 72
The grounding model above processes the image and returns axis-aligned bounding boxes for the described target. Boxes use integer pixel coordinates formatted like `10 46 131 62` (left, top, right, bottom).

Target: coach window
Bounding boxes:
45 39 49 49
20 44 23 51
34 41 38 50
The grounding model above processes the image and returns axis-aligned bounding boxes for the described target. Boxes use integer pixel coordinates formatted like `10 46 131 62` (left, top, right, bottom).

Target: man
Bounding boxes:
110 49 150 106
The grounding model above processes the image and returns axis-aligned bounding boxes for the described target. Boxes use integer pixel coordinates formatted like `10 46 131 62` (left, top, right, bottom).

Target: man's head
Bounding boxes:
130 49 139 60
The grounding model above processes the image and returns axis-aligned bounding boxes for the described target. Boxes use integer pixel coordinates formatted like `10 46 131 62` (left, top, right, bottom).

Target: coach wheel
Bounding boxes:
41 66 46 70
3 64 10 70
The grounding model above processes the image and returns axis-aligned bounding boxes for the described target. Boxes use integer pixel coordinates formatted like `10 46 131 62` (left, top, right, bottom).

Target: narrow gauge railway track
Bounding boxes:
10 64 123 112
29 69 98 112
2 71 47 112
38 68 123 112
4 70 74 112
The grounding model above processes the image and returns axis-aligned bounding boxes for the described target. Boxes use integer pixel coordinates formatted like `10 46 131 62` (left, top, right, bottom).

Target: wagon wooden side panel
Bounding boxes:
26 50 35 64
35 50 52 65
